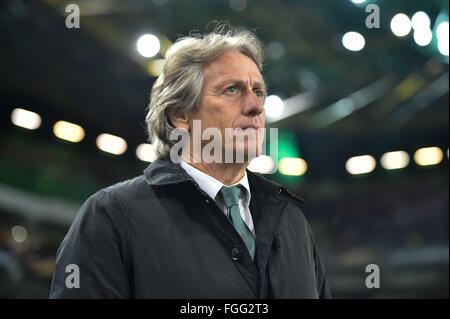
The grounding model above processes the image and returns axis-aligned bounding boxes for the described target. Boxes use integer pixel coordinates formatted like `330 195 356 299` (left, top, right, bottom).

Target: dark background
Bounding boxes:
0 0 448 298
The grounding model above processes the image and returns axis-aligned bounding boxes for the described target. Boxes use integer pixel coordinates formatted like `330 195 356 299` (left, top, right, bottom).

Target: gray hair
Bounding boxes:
145 26 265 159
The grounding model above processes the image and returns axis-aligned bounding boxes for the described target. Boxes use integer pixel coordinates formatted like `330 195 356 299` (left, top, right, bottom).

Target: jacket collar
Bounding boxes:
143 156 194 186
143 156 306 204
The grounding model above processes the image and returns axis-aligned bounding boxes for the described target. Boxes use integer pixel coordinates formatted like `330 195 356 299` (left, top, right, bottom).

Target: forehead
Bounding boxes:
203 50 263 84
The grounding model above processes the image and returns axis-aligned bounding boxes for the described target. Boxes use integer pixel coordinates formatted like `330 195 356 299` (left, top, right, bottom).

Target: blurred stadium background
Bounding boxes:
0 0 448 298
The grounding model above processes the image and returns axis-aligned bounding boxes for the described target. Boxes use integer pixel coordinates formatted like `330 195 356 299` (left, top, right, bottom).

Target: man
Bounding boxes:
49 26 331 299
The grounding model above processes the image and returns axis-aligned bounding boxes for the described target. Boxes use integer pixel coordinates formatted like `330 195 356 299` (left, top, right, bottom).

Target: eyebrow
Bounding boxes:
215 78 266 92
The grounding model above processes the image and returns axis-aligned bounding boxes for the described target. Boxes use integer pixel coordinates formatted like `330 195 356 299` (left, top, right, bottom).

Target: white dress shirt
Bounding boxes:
180 160 255 237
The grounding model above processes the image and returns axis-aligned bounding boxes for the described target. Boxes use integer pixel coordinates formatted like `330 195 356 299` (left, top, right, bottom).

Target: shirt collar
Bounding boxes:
143 157 306 203
180 160 251 206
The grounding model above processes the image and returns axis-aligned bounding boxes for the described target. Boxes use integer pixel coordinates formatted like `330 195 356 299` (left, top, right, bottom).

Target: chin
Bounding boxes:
233 141 263 163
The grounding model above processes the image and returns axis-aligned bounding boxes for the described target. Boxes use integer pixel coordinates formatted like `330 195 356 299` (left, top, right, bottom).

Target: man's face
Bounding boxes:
189 50 266 163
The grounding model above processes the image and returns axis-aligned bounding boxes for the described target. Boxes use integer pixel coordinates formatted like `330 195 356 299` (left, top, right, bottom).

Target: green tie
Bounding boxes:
219 186 255 260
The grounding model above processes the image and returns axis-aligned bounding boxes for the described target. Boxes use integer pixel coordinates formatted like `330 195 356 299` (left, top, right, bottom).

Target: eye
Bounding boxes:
225 86 237 94
254 89 264 98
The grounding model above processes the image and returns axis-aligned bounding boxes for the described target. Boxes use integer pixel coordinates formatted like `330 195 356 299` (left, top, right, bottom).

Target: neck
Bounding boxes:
182 154 247 186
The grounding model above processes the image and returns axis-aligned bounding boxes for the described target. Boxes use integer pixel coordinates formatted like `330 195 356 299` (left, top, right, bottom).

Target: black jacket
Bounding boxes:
49 157 331 298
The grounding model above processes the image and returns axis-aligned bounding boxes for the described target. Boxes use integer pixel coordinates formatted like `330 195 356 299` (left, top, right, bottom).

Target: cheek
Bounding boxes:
194 107 218 126
214 110 237 129
198 97 241 130
199 100 228 122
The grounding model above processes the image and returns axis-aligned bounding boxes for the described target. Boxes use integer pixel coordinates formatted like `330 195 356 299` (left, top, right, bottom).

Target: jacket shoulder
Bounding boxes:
75 175 150 224
99 175 151 201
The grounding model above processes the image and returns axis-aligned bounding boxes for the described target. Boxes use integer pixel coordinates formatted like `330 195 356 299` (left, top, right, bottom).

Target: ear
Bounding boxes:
168 109 190 131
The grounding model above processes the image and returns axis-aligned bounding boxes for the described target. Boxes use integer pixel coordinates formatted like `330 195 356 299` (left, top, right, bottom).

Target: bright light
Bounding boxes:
438 40 449 56
410 11 431 47
351 0 366 4
248 155 275 174
342 31 365 51
436 22 449 56
137 34 160 58
11 108 41 130
11 225 27 243
345 155 376 175
391 13 412 37
53 121 85 143
411 11 431 30
136 143 157 162
96 133 127 155
380 151 410 170
147 59 165 77
414 147 443 166
413 28 433 46
278 157 308 176
264 95 284 118
436 21 449 39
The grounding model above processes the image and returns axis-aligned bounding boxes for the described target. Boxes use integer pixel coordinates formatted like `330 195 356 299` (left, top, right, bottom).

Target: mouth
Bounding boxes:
238 125 261 131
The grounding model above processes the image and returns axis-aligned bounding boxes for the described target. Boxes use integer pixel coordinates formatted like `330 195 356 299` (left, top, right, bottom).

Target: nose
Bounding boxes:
242 90 264 117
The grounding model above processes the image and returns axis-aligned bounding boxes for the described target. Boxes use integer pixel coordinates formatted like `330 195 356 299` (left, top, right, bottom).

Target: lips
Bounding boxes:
239 124 261 130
